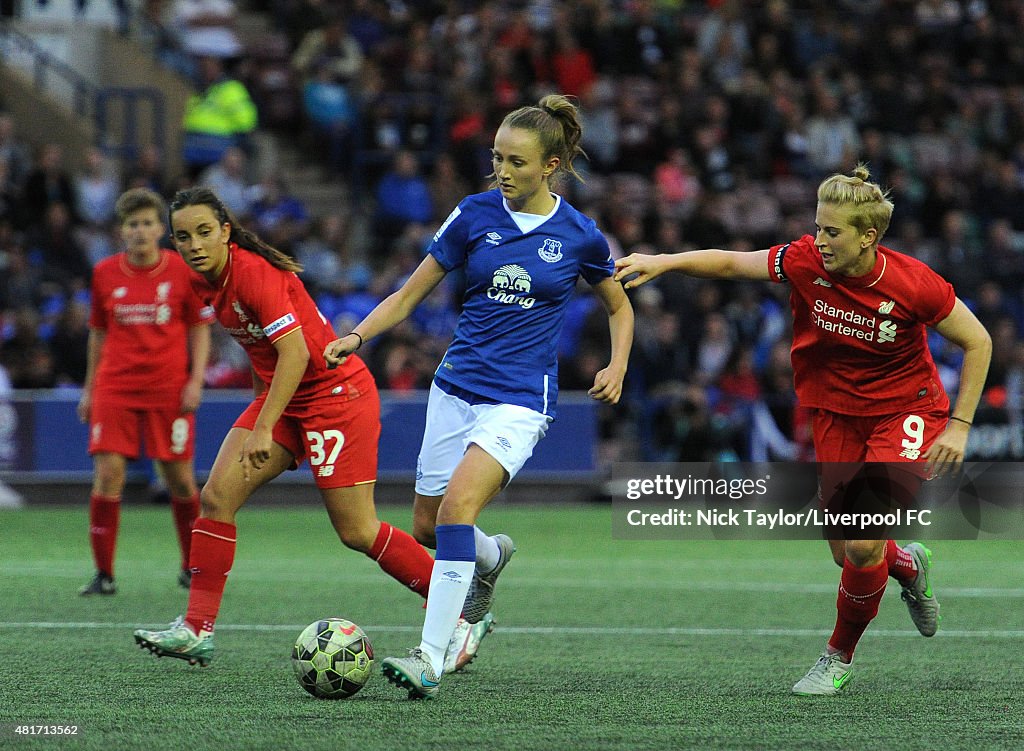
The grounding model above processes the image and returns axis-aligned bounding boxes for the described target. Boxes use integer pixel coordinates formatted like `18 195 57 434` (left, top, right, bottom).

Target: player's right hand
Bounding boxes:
613 253 668 289
323 334 360 370
76 392 91 423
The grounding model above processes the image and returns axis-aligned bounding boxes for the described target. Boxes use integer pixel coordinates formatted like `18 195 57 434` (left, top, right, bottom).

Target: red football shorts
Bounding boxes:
233 367 380 489
813 407 949 517
88 400 196 462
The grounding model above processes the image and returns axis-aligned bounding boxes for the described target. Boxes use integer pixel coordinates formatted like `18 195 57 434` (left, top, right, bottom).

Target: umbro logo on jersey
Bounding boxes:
878 300 895 314
485 232 502 245
813 277 832 287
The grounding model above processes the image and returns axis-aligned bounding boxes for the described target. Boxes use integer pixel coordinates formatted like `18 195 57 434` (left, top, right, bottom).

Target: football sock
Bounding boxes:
885 539 917 584
185 518 236 635
474 525 500 573
367 521 433 599
419 524 475 675
171 493 200 571
828 558 888 661
88 494 120 577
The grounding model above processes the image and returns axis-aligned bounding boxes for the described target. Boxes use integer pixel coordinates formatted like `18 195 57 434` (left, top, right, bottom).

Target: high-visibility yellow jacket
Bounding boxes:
183 79 258 136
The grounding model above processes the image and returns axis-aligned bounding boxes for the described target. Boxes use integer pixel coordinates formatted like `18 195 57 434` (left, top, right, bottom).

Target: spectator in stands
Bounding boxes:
49 297 90 385
21 143 76 229
73 146 121 228
168 0 242 59
124 143 169 196
24 202 91 292
0 113 31 189
372 149 432 250
197 146 252 218
182 56 257 179
249 174 309 252
291 10 364 87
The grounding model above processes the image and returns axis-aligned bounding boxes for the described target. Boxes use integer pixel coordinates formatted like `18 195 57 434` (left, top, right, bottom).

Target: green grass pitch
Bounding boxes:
0 504 1021 750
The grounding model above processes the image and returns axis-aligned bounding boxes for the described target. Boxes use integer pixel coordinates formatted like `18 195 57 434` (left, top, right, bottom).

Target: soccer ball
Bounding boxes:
292 618 374 699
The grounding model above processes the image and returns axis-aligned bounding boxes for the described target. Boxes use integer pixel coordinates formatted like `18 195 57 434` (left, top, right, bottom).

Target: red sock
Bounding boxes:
171 493 200 571
185 518 236 634
828 558 888 661
885 539 917 584
368 522 433 599
88 494 121 576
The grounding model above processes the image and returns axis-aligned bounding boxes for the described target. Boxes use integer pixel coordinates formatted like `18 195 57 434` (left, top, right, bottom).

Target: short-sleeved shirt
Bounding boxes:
428 189 614 416
90 250 214 408
767 235 956 416
189 243 370 402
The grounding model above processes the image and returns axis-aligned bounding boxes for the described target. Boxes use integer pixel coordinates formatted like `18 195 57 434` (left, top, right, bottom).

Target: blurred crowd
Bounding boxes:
3 0 1024 463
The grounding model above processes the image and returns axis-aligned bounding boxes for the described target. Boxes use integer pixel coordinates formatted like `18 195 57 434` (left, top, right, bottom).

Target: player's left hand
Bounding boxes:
324 334 361 370
589 366 625 404
181 379 203 413
239 427 273 482
923 421 969 479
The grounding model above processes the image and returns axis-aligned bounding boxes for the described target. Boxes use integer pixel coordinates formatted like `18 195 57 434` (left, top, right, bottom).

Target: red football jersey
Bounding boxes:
91 250 214 408
767 235 956 416
189 243 367 399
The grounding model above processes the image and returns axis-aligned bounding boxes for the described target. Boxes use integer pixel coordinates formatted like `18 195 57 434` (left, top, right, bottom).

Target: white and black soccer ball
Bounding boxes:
292 618 374 699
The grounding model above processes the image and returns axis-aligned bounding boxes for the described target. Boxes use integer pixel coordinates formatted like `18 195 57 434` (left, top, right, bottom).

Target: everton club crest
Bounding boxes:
538 238 563 263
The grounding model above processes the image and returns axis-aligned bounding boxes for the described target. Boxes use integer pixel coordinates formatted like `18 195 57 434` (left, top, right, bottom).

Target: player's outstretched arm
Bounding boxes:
588 276 634 405
613 248 772 289
324 255 448 368
924 298 992 478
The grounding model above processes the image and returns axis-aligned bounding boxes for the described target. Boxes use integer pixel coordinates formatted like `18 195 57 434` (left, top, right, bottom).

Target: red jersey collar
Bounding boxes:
119 250 169 277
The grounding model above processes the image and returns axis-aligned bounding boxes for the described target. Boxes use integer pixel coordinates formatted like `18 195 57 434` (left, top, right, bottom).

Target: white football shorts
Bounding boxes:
415 381 552 496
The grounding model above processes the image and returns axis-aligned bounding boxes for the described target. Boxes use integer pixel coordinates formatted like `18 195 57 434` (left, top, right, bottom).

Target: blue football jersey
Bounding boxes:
429 189 613 416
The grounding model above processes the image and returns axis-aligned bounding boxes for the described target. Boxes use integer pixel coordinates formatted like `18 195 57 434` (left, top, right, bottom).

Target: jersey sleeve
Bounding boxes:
241 263 302 343
579 226 614 286
428 199 472 271
915 265 956 326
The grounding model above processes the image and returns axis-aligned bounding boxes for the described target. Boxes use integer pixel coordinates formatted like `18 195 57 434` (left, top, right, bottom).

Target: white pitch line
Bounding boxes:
0 622 1020 638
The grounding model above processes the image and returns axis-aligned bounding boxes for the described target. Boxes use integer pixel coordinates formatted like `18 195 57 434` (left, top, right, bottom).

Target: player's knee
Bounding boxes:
162 468 197 499
845 539 884 567
198 484 232 520
335 522 377 554
832 551 845 568
412 519 436 549
94 466 126 496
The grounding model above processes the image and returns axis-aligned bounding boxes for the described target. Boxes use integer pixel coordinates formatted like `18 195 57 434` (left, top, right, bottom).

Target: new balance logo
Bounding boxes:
485 231 502 245
813 277 832 287
317 465 336 477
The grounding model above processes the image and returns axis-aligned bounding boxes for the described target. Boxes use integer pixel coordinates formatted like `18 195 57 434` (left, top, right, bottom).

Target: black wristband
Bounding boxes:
949 416 972 426
347 332 364 350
